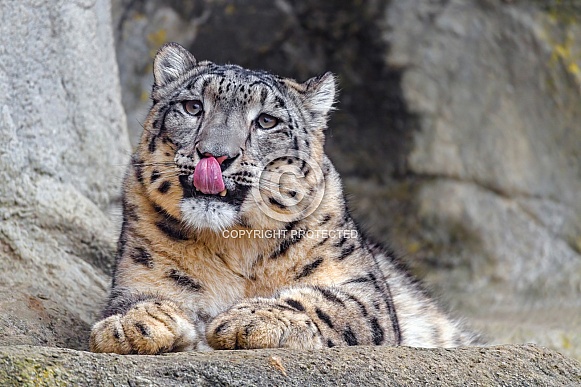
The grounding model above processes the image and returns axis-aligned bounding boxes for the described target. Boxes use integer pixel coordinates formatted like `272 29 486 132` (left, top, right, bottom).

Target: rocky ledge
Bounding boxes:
0 344 579 386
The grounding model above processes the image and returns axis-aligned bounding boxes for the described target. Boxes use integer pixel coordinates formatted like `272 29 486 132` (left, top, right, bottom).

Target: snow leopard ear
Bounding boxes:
153 42 197 87
302 72 337 117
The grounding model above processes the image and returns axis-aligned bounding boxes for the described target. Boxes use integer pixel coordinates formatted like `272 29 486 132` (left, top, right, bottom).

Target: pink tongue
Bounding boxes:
193 156 225 195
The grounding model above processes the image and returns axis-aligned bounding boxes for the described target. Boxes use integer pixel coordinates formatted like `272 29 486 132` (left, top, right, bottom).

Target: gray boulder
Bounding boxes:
379 0 581 358
0 0 130 350
1 344 579 386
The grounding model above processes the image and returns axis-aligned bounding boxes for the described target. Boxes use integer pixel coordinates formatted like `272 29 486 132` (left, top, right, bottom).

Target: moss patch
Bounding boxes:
0 357 68 387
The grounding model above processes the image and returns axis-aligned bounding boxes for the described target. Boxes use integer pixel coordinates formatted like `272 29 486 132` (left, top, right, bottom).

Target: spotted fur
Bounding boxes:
89 42 480 354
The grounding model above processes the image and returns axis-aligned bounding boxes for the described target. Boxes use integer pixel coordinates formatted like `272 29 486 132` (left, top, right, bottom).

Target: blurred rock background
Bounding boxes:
0 0 579 367
112 0 581 359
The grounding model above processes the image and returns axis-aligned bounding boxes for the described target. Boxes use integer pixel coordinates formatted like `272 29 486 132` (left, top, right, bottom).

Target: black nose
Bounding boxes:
196 149 238 172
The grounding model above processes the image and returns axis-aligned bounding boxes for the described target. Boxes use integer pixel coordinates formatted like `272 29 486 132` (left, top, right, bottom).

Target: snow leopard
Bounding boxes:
89 42 479 354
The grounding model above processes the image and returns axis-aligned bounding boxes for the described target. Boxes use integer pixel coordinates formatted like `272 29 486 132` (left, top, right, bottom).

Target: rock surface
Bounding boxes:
1 344 579 386
376 0 581 359
0 0 129 350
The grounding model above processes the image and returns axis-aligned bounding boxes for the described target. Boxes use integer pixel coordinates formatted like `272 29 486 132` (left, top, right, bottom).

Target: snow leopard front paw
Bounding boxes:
89 300 202 354
206 298 324 350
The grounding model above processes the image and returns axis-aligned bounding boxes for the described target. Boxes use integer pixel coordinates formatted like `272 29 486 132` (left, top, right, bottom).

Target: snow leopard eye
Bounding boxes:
256 113 279 129
183 100 203 116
